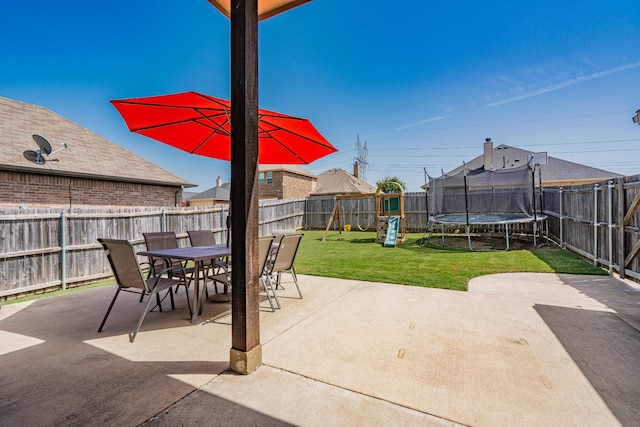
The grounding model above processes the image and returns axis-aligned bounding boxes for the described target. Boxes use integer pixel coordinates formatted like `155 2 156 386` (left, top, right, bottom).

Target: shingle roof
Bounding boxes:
190 182 231 201
311 168 377 195
258 164 316 178
182 191 201 201
445 144 622 185
0 96 194 187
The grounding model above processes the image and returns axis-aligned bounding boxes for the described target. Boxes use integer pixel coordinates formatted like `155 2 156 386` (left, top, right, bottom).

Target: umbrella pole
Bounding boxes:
229 0 261 375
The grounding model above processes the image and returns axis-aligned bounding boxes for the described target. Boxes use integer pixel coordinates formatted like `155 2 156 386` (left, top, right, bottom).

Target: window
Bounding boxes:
259 172 273 185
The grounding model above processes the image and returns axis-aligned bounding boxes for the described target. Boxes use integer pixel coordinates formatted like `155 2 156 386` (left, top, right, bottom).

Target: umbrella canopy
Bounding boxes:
111 91 337 164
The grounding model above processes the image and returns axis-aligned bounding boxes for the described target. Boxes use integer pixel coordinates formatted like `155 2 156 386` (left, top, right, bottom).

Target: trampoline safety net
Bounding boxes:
429 165 537 224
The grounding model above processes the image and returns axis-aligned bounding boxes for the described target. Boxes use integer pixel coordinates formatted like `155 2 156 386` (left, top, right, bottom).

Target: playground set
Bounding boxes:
323 182 405 247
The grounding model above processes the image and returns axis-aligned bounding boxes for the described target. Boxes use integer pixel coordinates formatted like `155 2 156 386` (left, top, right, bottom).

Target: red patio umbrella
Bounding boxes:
110 91 337 164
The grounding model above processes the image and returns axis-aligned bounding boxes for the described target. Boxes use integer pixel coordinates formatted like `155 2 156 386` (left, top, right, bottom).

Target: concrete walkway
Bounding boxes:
1 273 639 426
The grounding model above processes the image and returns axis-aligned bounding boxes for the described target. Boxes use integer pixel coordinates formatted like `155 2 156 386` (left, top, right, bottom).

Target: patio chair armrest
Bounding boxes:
153 265 188 283
139 261 155 278
214 259 229 268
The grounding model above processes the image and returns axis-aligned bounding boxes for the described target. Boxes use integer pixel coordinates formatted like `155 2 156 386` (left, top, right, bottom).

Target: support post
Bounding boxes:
230 0 261 375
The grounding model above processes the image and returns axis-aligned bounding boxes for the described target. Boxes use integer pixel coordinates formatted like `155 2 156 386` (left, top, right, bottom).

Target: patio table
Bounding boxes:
138 244 231 323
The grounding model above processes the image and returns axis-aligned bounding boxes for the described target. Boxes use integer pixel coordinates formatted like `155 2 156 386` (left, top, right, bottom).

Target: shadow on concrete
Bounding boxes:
141 377 295 426
0 286 271 426
534 275 640 426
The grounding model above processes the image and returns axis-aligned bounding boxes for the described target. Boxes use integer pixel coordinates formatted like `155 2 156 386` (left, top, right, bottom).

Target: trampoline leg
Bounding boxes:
533 222 537 247
505 223 510 251
466 225 472 251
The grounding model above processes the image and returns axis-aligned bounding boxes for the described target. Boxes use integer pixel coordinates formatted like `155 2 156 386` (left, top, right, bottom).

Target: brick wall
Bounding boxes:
258 171 282 199
258 170 316 199
0 171 182 208
282 172 315 199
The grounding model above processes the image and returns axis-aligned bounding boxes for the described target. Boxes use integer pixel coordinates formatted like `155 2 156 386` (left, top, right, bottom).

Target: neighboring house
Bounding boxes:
182 191 201 204
0 96 195 208
425 139 622 188
186 177 230 206
257 164 317 199
311 167 377 196
187 164 317 206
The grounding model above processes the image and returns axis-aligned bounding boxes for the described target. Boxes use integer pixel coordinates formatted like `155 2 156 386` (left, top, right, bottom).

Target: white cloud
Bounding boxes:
395 115 447 131
486 61 640 108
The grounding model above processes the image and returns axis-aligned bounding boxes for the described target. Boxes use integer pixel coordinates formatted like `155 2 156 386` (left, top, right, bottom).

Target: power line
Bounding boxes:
361 110 632 138
368 138 640 151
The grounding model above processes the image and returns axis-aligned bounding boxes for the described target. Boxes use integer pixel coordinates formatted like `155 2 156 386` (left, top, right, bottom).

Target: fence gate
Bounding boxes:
618 177 640 279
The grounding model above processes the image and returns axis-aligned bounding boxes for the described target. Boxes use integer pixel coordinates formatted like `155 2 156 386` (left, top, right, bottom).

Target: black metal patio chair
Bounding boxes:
97 238 190 343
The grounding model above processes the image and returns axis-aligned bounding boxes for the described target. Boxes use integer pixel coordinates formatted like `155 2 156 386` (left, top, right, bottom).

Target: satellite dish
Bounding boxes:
31 134 67 164
33 134 53 155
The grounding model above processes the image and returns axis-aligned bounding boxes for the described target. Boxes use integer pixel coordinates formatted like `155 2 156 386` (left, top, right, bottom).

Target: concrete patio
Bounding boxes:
1 272 639 426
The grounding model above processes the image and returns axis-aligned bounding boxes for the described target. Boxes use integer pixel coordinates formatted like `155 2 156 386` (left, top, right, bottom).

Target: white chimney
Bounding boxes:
216 176 222 187
483 138 494 171
353 162 360 178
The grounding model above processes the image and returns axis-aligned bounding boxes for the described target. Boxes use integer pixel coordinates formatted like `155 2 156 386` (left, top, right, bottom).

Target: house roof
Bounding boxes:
258 164 316 179
182 191 201 201
443 144 622 186
189 182 231 201
0 96 194 187
311 168 377 196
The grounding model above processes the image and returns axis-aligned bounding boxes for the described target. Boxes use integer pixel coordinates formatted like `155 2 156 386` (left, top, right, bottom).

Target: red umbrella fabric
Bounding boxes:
111 91 337 164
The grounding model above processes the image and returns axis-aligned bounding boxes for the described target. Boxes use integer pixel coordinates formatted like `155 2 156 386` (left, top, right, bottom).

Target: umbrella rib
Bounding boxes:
258 115 336 162
112 92 337 164
113 98 231 133
189 108 231 154
129 111 231 136
258 115 334 149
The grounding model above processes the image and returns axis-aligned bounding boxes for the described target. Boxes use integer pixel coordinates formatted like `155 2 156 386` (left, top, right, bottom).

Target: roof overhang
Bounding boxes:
0 164 197 188
207 0 312 21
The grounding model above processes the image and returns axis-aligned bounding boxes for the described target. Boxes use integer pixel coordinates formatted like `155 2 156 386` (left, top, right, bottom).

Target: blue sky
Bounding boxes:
2 1 639 192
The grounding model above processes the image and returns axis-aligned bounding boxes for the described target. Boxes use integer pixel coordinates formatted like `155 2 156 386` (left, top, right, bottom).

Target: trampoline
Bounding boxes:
424 165 546 250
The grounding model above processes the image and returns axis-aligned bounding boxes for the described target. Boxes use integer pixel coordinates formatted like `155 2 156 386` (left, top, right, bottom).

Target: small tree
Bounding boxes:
376 176 406 193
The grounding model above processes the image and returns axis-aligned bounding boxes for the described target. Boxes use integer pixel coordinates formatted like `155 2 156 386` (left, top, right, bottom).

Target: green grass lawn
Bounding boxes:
2 280 116 305
294 230 606 291
3 229 606 305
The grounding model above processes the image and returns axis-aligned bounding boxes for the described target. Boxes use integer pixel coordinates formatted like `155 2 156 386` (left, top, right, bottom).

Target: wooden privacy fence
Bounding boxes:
305 192 429 232
542 174 640 281
0 198 305 298
2 180 639 298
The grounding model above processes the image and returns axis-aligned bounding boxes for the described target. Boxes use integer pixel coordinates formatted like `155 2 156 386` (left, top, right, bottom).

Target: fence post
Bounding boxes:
221 206 228 245
60 211 67 290
331 195 337 231
593 183 599 267
617 177 626 279
161 209 166 232
303 198 308 230
259 200 265 236
559 187 564 248
608 180 614 276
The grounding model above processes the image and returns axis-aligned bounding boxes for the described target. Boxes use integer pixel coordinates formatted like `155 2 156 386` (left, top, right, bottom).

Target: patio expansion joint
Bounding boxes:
140 387 203 426
613 311 640 334
258 363 469 427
